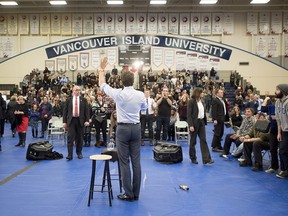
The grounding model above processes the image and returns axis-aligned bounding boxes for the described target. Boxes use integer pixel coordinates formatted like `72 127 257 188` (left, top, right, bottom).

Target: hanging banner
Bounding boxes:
187 53 198 71
209 58 220 71
200 13 211 35
282 12 288 33
247 13 258 35
179 13 190 35
126 13 137 34
191 13 200 35
0 37 16 58
105 13 115 34
164 49 174 68
83 14 93 35
57 58 66 73
223 13 234 35
176 51 186 71
267 35 280 58
271 12 282 34
68 55 78 70
80 53 89 69
168 13 179 35
51 14 61 35
30 14 39 35
7 14 17 35
19 14 29 35
152 48 163 67
0 15 7 34
107 48 117 66
158 14 168 34
255 35 267 57
40 14 50 35
91 50 101 69
198 55 209 71
137 13 146 34
147 13 157 34
212 13 222 35
94 13 105 34
115 13 126 34
61 14 72 35
259 12 270 35
72 14 82 35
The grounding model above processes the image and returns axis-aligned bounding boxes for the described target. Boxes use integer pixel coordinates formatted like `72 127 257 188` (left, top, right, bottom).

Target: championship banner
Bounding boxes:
107 48 117 66
271 12 282 34
285 34 288 57
115 13 125 34
255 35 267 57
94 13 105 34
259 12 270 35
83 14 93 35
72 14 83 35
80 52 89 69
247 13 258 35
176 51 186 71
191 13 200 35
284 12 288 33
19 14 29 35
164 49 174 68
209 58 220 71
68 55 78 70
91 50 101 68
137 13 146 33
51 14 61 35
126 13 137 34
168 13 179 35
40 14 50 35
0 37 16 58
152 48 163 67
212 13 222 35
30 14 39 35
187 53 198 71
61 14 72 35
105 13 115 34
198 55 209 71
147 13 157 34
179 13 190 35
45 60 55 72
223 13 234 35
158 14 168 34
56 58 66 73
267 35 280 58
7 14 17 35
200 13 211 35
0 15 7 34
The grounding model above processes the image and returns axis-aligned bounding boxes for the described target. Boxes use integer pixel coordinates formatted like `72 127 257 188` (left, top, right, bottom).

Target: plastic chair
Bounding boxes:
174 121 190 145
46 117 66 145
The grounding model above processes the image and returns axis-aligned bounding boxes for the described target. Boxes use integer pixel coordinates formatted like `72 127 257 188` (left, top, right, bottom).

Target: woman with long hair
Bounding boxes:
15 96 29 147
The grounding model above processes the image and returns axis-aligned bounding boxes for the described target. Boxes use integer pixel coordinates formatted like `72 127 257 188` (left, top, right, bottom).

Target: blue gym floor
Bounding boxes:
0 123 287 216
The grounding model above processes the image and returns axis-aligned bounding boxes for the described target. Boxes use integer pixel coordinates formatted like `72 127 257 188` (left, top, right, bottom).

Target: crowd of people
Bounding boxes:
0 65 287 201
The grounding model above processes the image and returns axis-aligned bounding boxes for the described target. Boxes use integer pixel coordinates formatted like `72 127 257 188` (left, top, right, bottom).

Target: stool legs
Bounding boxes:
88 160 96 206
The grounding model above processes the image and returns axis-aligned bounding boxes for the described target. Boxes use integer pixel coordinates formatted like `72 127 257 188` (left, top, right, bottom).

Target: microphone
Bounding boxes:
179 184 189 191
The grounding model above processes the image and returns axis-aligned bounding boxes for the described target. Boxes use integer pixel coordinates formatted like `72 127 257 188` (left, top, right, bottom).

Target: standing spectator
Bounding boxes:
0 93 6 137
167 107 179 142
14 96 29 147
275 84 288 178
29 104 40 138
178 94 189 121
187 87 214 165
63 85 90 160
211 89 229 152
38 96 52 138
76 72 82 86
155 87 173 144
7 95 17 137
99 57 147 202
111 65 118 75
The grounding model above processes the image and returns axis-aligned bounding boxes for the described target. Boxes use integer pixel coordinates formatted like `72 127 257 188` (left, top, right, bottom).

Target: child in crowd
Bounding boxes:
29 104 40 138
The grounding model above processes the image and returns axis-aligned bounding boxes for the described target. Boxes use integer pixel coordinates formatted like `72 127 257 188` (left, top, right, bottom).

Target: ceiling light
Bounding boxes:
200 0 218 4
49 1 67 5
250 0 270 4
107 1 123 4
0 1 18 5
150 0 167 5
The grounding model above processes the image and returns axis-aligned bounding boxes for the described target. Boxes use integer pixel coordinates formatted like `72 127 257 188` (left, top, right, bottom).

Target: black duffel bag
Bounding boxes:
26 141 62 160
153 142 183 163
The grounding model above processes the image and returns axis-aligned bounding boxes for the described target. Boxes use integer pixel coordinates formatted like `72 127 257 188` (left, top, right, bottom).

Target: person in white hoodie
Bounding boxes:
275 84 288 179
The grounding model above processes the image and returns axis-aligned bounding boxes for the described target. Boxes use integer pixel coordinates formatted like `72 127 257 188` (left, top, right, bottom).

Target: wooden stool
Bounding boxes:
101 148 123 193
88 154 113 207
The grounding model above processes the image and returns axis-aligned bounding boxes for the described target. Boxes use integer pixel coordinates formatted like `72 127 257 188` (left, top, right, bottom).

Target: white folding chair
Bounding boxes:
47 117 66 145
174 121 190 145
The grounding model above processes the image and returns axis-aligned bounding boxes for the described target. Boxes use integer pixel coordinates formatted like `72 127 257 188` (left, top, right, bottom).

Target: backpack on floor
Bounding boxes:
26 141 62 160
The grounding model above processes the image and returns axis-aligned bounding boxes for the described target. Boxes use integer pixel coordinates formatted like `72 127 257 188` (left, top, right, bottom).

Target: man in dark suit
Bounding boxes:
211 89 229 152
63 85 90 160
